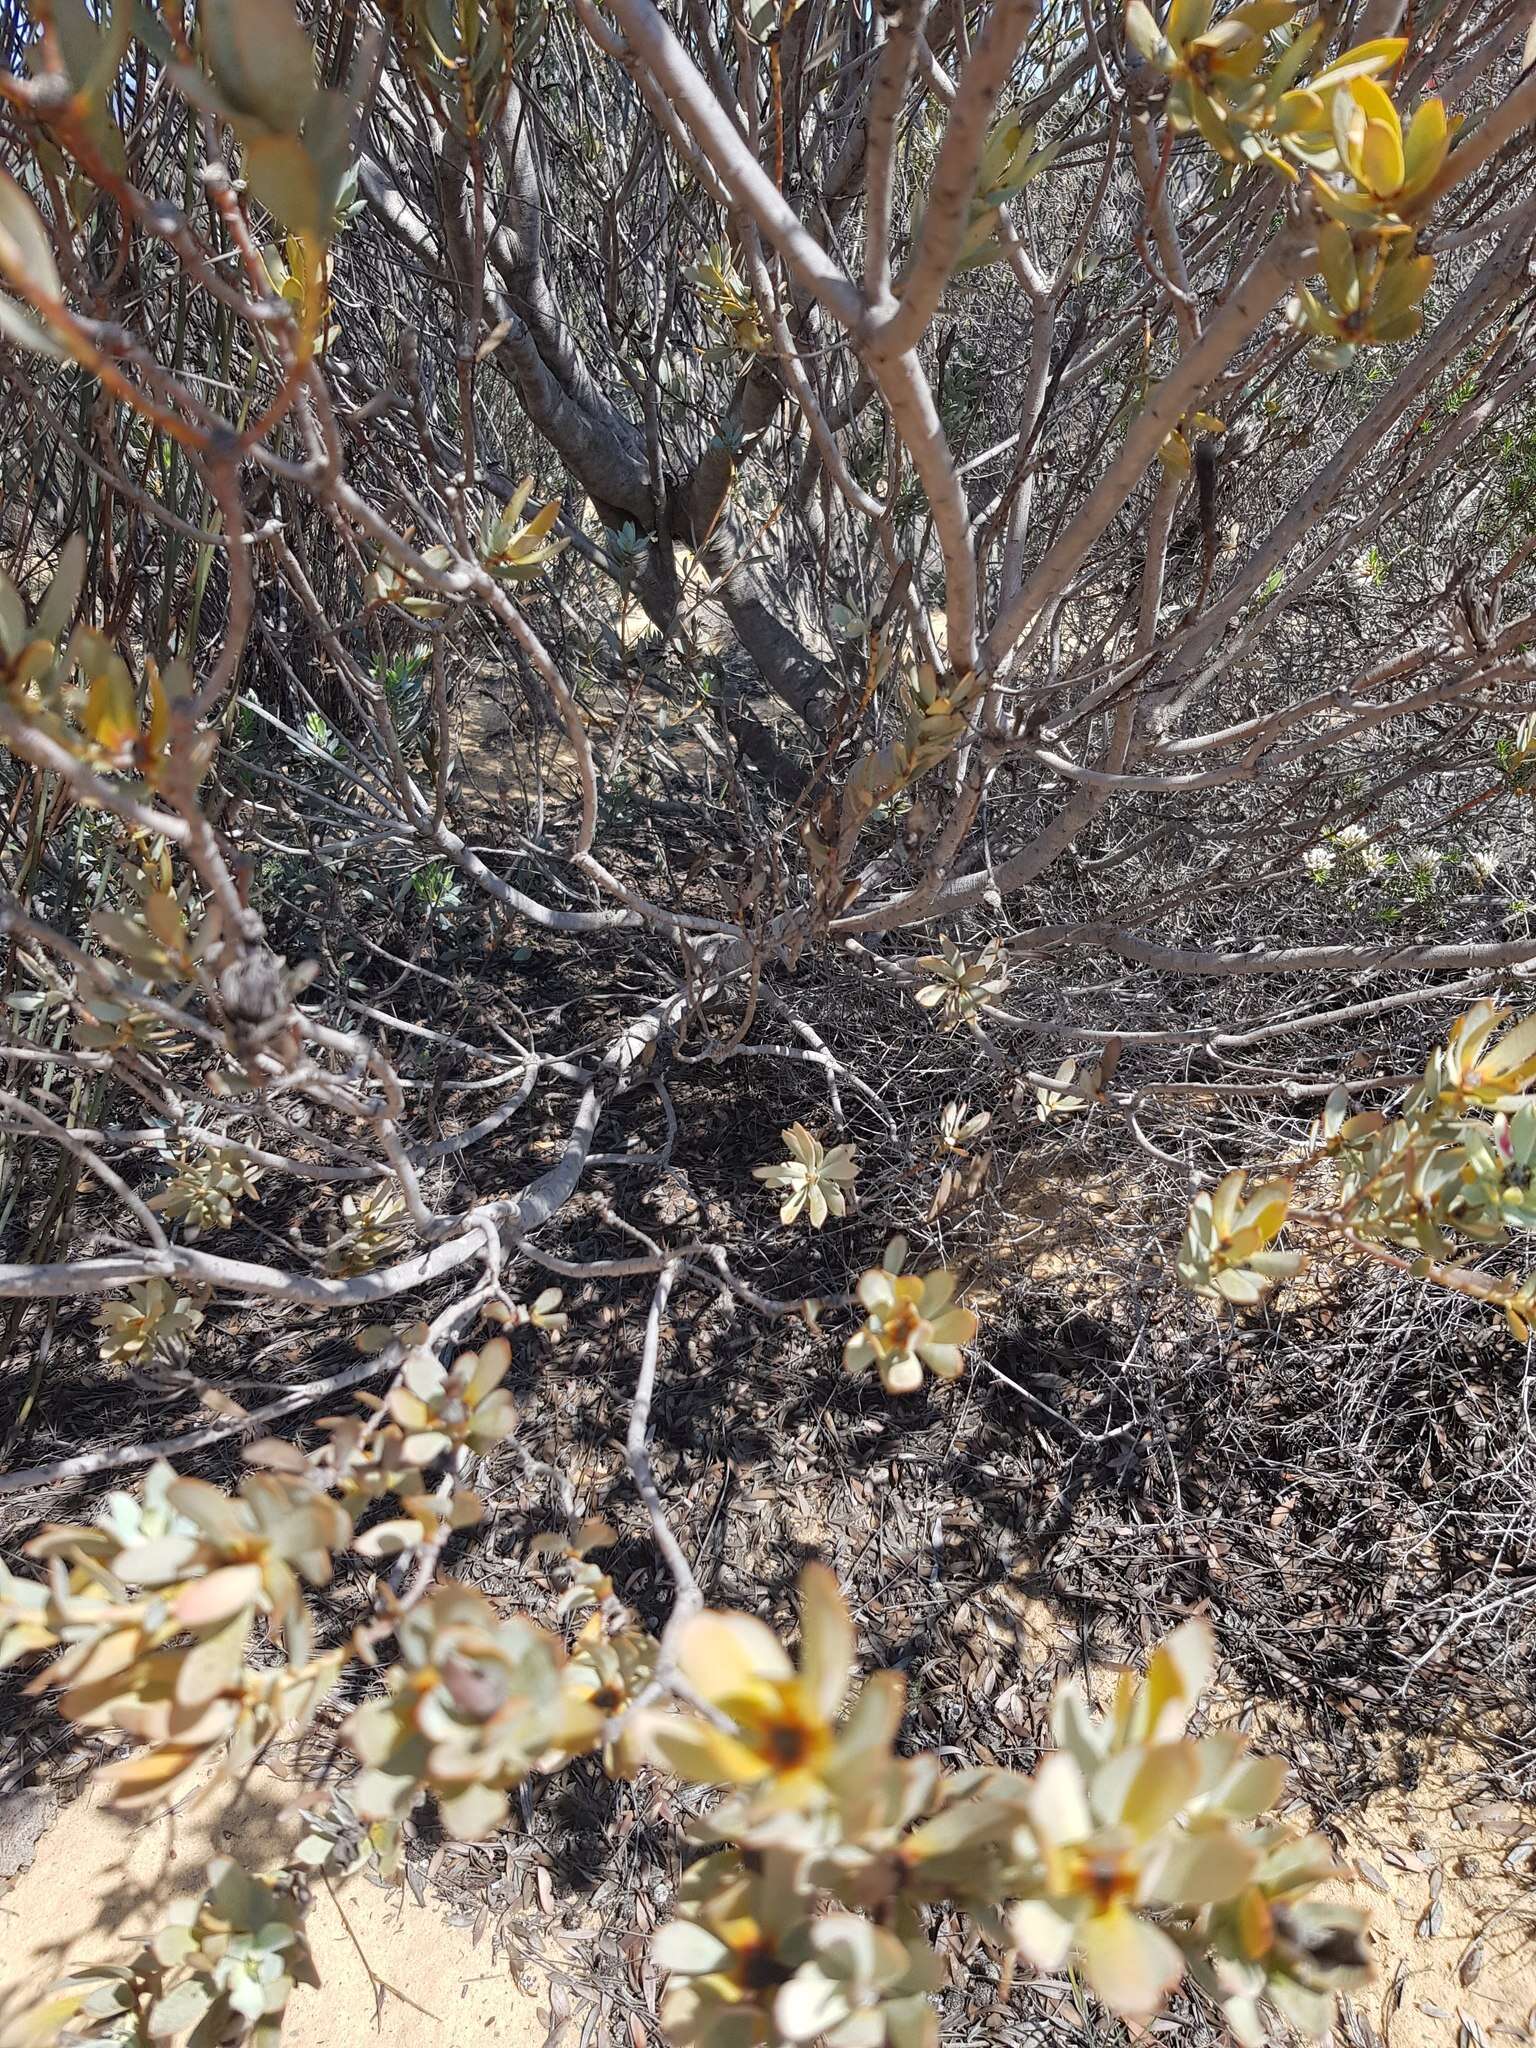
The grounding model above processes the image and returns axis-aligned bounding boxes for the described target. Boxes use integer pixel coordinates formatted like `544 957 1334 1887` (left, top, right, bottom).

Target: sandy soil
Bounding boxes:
1324 1747 1536 2046
0 1765 546 2048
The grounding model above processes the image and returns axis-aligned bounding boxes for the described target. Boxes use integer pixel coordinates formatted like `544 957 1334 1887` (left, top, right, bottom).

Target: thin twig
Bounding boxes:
626 1262 703 1622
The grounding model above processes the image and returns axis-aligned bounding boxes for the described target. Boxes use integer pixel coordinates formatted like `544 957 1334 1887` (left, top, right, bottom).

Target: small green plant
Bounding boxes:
303 710 339 757
377 650 428 741
409 859 463 920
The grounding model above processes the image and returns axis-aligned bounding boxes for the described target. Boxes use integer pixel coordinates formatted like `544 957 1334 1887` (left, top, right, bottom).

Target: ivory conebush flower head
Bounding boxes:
93 1279 205 1367
0 1454 351 1808
754 1123 858 1228
564 1610 658 1774
344 1583 602 1838
843 1237 977 1394
935 1100 990 1154
384 1334 519 1463
34 1466 352 1673
1011 1741 1253 2018
652 1850 812 2048
653 1856 942 2048
913 936 1008 1031
1290 225 1434 360
1313 78 1452 224
1177 1168 1306 1304
1124 0 1298 160
1203 1830 1370 2041
564 1612 653 1713
1420 1000 1536 1112
1010 1619 1359 2032
639 1564 905 1815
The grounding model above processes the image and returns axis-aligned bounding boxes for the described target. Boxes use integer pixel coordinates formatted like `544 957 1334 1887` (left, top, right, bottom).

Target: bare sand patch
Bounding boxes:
1322 1744 1536 2046
0 1765 547 2048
